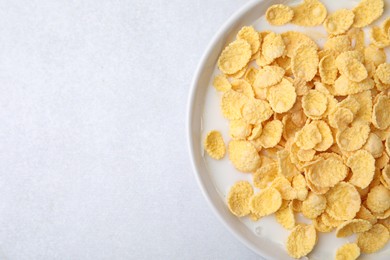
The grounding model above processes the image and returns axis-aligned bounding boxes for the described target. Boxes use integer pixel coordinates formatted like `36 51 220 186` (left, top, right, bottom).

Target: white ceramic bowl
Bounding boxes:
188 0 390 259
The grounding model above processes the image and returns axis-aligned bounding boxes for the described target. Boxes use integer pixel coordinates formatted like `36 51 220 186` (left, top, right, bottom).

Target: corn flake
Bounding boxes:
249 187 282 217
262 32 285 62
237 26 260 55
353 0 384 28
370 26 390 48
242 98 273 125
336 123 370 152
336 54 367 83
291 0 327 27
267 78 297 113
229 119 252 140
228 140 261 173
213 74 231 92
253 163 279 189
292 45 319 82
373 95 390 130
227 181 254 217
333 75 374 96
275 202 296 230
319 55 338 85
376 63 390 85
357 223 389 254
307 155 348 188
231 79 254 98
366 184 390 213
253 65 285 89
364 44 387 67
346 150 375 189
324 35 352 56
281 31 318 58
363 133 383 159
259 120 283 148
335 243 360 260
325 182 361 221
312 120 334 152
295 123 322 150
324 9 355 35
204 131 226 160
266 4 294 26
336 219 372 238
221 90 248 120
218 39 252 74
286 224 317 258
271 176 297 200
301 192 327 219
302 90 327 119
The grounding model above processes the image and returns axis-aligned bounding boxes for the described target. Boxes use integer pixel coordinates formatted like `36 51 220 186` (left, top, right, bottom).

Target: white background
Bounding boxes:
0 0 262 259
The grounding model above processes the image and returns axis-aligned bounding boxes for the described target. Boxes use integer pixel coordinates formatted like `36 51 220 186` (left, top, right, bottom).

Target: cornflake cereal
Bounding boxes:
266 4 294 26
228 140 261 172
218 39 251 74
210 1 390 256
335 219 372 238
249 187 282 217
357 224 389 253
286 224 317 258
204 131 226 160
353 0 384 28
291 0 327 27
324 9 354 35
346 150 376 189
335 243 360 260
227 181 254 216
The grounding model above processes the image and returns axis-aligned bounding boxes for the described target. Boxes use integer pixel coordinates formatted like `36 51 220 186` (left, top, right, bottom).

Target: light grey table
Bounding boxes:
0 0 262 259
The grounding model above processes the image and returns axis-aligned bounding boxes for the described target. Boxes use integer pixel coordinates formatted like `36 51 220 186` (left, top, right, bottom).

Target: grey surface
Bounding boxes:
0 0 262 259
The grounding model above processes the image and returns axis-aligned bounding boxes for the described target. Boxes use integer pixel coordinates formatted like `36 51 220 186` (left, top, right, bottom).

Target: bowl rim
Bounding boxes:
186 0 273 259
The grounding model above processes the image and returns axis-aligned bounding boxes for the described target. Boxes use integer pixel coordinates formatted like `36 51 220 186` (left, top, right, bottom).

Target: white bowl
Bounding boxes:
188 0 390 259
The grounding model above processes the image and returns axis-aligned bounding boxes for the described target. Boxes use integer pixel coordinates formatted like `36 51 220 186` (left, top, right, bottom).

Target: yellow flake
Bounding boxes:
325 182 361 221
281 31 318 58
231 79 254 98
228 140 261 173
242 98 273 125
258 120 283 148
204 131 226 160
335 243 360 260
324 35 352 56
382 165 390 187
237 26 260 55
321 212 344 228
275 56 292 76
247 124 262 141
378 217 390 231
275 203 295 230
333 75 374 96
213 74 231 92
312 120 333 152
244 67 258 86
267 78 297 113
329 107 353 130
221 90 248 120
363 133 384 159
336 219 372 238
335 54 367 83
347 28 365 52
357 224 389 253
277 150 300 180
313 216 334 233
227 181 254 217
319 55 338 85
302 90 328 119
253 163 279 189
253 65 284 89
286 224 317 258
271 176 297 200
297 148 315 162
229 119 252 140
301 192 327 219
353 0 384 28
266 4 294 26
364 44 386 67
218 39 252 74
346 150 375 189
262 32 285 62
373 95 390 130
292 44 319 82
356 205 378 225
249 187 282 217
282 115 300 141
306 155 348 189
226 65 247 79
376 63 390 85
336 123 370 152
324 9 354 35
352 90 373 124
366 184 390 213
373 208 390 220
295 123 322 150
291 0 327 27
292 174 308 201
370 26 390 48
